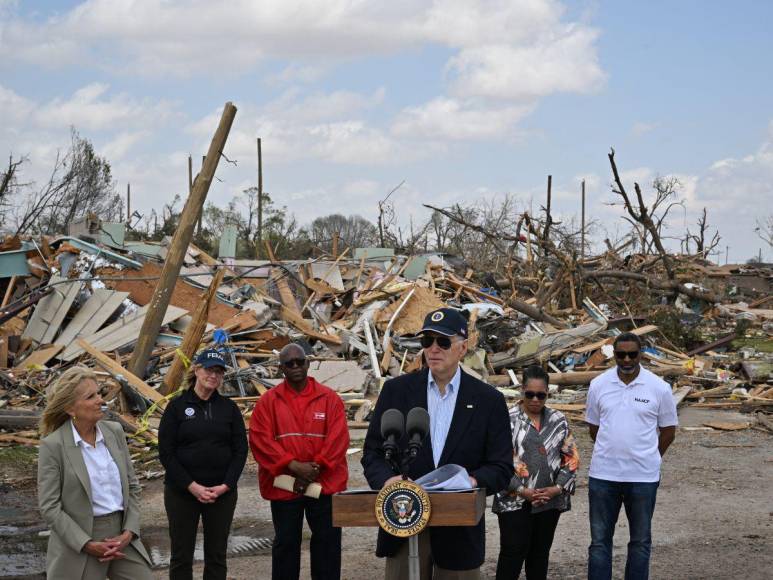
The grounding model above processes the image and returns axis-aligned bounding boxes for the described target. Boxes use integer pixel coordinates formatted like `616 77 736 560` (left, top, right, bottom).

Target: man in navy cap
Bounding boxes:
362 308 513 579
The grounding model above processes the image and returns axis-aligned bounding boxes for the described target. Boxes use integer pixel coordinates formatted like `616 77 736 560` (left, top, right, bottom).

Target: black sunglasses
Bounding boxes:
524 391 547 400
281 358 307 368
420 335 455 350
614 350 640 360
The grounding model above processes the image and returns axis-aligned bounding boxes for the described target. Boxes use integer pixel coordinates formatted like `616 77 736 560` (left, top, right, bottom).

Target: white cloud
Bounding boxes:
0 83 183 227
447 28 604 100
31 83 176 132
695 123 773 213
0 84 34 125
263 88 386 124
392 97 532 140
268 63 331 86
4 1 598 78
101 130 149 161
0 83 177 134
1 0 605 154
0 1 419 75
188 93 404 167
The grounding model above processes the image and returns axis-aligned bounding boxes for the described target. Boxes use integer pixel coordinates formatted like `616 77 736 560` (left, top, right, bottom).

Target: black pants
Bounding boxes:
496 505 561 580
270 495 341 580
164 485 238 580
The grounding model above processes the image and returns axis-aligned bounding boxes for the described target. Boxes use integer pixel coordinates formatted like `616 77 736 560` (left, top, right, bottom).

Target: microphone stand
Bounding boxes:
397 442 424 580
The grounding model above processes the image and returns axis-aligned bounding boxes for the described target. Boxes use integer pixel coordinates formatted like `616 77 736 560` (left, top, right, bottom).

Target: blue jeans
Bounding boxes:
587 477 659 580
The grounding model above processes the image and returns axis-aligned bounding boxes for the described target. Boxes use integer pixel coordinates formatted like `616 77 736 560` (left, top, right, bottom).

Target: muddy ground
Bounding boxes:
2 406 771 579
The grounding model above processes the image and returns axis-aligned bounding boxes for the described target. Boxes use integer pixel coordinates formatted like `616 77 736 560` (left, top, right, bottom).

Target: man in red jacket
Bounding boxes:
249 343 349 580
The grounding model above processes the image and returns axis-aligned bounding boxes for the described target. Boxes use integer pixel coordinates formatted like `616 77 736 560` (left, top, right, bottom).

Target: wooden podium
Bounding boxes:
332 488 486 528
333 488 486 578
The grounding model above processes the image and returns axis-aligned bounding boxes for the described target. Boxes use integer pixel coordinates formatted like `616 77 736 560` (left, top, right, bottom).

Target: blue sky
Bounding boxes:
1 0 771 262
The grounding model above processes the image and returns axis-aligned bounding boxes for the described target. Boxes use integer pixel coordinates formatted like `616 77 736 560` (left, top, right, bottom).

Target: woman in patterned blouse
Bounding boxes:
492 365 580 580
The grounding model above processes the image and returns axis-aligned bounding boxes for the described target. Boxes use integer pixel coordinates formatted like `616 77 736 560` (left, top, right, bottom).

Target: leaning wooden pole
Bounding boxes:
256 137 263 259
160 269 225 395
581 179 586 261
128 102 237 379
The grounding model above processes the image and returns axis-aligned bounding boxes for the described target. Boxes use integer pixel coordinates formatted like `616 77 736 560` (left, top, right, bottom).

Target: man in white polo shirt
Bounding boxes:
585 332 677 580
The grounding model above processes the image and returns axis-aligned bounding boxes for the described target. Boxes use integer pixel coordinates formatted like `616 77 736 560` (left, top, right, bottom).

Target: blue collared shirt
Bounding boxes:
427 366 461 467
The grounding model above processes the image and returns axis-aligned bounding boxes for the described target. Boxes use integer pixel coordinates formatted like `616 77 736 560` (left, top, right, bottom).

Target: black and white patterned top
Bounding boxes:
492 403 580 514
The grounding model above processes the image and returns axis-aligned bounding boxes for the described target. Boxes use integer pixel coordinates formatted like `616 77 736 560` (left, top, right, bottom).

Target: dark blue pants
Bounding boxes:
588 477 659 580
270 495 341 580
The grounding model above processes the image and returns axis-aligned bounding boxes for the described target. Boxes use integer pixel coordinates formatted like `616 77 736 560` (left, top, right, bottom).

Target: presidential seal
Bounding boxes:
374 480 431 537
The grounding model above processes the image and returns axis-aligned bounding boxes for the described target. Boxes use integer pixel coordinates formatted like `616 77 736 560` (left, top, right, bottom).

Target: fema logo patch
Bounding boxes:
374 480 431 537
184 407 195 417
430 311 444 322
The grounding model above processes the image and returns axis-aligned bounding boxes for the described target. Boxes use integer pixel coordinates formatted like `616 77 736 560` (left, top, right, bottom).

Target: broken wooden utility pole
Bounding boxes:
332 231 339 258
128 102 237 379
257 137 263 259
543 175 553 241
581 179 586 260
126 183 131 225
160 269 225 395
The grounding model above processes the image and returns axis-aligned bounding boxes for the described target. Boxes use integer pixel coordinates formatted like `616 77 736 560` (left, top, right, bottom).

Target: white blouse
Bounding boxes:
71 422 124 516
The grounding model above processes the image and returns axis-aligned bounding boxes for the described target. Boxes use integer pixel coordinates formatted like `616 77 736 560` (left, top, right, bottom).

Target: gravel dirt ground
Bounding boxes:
2 407 771 579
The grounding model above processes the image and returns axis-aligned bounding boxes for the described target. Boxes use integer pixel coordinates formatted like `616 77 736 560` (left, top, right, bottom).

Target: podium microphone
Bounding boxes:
406 407 429 458
381 409 404 462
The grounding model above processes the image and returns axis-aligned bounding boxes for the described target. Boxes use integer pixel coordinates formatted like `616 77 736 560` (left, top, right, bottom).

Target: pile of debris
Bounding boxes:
1 218 771 465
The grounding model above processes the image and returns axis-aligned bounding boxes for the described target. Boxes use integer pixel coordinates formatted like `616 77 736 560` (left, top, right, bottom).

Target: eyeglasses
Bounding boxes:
201 366 225 375
523 391 547 400
281 358 307 368
420 335 456 350
614 350 640 360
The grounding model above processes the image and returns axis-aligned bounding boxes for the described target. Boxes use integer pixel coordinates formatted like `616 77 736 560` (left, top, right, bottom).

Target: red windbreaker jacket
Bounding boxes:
249 377 349 500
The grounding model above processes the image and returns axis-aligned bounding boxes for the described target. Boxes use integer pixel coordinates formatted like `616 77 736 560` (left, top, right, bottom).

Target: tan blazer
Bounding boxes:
37 419 151 578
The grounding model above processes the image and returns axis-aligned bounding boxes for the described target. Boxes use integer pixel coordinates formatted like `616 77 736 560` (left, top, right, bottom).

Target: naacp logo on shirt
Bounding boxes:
375 480 431 538
313 412 326 420
634 397 650 404
184 407 196 418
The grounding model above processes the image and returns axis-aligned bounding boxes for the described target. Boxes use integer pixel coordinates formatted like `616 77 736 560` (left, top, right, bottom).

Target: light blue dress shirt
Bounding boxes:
427 366 461 467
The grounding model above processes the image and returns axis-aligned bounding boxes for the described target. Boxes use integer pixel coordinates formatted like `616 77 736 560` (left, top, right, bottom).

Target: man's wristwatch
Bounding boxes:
516 485 525 496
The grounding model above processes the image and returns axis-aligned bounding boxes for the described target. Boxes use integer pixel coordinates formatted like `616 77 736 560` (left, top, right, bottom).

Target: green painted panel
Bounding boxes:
218 225 238 258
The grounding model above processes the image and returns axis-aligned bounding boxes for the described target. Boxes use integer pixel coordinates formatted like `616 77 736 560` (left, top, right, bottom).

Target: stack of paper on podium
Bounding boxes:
415 464 473 491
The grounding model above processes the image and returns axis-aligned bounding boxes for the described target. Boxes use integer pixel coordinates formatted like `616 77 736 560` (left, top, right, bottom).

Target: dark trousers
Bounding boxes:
164 485 238 580
270 495 341 580
496 505 561 580
588 477 659 580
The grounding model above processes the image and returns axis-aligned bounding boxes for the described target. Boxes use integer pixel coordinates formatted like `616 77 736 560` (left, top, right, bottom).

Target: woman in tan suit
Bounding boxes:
37 366 153 580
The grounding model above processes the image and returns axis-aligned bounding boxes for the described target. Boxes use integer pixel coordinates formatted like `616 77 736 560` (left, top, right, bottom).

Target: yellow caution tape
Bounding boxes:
130 350 192 444
129 385 185 445
175 348 191 369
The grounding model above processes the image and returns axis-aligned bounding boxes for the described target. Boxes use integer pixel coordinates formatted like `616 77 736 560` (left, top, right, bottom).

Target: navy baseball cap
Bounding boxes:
195 349 228 369
420 308 468 338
